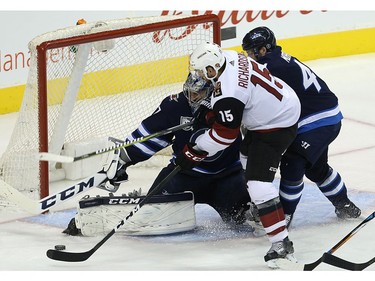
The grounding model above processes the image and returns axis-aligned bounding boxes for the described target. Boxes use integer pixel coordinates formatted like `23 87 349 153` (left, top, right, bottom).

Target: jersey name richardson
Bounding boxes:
237 53 249 89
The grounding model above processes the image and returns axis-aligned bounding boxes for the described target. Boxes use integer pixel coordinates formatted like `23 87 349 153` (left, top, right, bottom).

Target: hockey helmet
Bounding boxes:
242 26 276 57
189 42 225 81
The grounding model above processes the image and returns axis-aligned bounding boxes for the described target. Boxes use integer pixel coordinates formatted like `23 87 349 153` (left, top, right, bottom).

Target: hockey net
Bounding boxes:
0 14 220 201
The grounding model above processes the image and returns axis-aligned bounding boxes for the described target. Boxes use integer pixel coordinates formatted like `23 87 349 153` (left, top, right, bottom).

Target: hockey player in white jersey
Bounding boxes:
175 42 301 268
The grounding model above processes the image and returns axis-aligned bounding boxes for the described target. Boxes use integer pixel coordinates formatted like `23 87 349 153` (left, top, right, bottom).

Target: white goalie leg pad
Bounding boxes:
75 191 196 236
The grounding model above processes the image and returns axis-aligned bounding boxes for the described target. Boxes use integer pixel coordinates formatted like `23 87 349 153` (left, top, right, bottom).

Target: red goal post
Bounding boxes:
0 14 221 201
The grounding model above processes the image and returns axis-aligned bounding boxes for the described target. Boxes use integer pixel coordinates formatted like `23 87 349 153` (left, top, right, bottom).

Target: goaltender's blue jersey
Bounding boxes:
124 92 242 176
258 46 343 134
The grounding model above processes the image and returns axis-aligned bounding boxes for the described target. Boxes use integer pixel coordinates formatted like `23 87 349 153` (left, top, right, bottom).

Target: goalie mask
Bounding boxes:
183 73 213 113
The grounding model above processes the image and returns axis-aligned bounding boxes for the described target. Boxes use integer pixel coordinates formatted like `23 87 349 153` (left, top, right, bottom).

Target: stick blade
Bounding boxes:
0 179 39 214
46 249 92 262
38 152 74 163
322 253 375 271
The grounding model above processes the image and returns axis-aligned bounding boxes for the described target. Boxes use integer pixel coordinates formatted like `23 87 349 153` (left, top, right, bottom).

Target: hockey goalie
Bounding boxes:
63 73 259 237
64 190 196 236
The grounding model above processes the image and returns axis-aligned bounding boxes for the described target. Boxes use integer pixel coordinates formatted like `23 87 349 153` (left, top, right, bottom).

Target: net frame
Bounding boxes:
0 14 220 200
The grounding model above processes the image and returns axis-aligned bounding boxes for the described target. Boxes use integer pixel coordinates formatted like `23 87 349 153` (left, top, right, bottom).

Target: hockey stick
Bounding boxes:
0 172 107 214
38 121 194 163
46 165 182 262
277 210 375 270
3 121 192 214
278 252 375 271
316 252 375 271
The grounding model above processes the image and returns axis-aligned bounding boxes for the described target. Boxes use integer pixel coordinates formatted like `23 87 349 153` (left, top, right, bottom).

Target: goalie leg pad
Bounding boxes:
75 192 196 236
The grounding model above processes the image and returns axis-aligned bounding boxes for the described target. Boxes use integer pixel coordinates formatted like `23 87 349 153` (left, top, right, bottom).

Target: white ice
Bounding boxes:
1 53 375 279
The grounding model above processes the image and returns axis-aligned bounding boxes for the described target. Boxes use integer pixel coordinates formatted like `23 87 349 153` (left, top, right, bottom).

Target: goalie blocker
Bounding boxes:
66 191 196 236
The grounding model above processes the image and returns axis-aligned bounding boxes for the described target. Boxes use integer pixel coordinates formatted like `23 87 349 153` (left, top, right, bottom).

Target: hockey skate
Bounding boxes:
285 213 294 230
246 202 260 222
62 217 82 236
264 237 297 269
333 197 361 219
244 202 266 237
223 206 255 233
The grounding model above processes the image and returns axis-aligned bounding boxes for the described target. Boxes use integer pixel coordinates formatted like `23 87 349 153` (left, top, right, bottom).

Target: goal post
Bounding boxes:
0 14 221 201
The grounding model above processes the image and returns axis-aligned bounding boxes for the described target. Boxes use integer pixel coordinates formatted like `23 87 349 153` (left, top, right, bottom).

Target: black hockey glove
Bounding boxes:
194 104 216 129
100 140 132 192
175 143 208 170
99 166 129 192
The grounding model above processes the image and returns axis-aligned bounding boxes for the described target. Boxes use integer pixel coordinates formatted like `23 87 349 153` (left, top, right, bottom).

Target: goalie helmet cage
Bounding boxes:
0 14 221 200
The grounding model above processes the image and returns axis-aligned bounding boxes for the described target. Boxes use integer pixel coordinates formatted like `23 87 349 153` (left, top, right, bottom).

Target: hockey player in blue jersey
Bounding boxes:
241 26 361 227
101 73 252 226
63 73 253 236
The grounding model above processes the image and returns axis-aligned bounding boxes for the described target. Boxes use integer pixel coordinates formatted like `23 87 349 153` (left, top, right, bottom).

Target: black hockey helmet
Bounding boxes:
183 72 213 112
242 26 276 53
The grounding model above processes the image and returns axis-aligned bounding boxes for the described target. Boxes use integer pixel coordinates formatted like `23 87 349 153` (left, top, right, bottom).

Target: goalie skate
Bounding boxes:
74 191 196 236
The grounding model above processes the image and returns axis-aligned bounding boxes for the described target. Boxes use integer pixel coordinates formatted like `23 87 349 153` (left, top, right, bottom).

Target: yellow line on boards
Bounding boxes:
1 27 374 115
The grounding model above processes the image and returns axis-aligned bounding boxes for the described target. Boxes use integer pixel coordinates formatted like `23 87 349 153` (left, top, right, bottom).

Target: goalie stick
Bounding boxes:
0 172 107 214
46 165 182 262
38 120 194 163
276 210 375 271
2 121 192 214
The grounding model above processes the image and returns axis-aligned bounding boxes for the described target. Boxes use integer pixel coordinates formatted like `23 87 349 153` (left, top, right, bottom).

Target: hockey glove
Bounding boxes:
100 142 131 192
175 143 208 170
194 104 216 129
99 167 129 192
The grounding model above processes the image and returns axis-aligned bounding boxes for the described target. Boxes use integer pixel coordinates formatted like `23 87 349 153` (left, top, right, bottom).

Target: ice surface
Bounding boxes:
1 53 375 279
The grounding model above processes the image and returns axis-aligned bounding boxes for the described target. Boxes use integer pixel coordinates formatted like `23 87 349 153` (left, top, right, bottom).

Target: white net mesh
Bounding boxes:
0 14 218 200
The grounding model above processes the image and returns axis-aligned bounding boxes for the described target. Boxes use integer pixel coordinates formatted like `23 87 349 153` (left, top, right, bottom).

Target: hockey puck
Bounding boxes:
54 245 66 251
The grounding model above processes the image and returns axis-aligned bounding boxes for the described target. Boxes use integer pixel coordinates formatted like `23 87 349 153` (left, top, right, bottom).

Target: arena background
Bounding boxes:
0 10 374 114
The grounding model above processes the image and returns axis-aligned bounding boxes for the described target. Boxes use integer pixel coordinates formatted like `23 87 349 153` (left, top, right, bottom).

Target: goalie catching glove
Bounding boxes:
99 140 132 192
175 143 208 170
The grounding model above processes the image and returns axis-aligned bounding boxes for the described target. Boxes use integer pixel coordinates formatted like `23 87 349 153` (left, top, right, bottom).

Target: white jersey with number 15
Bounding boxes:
195 50 301 156
213 50 301 131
